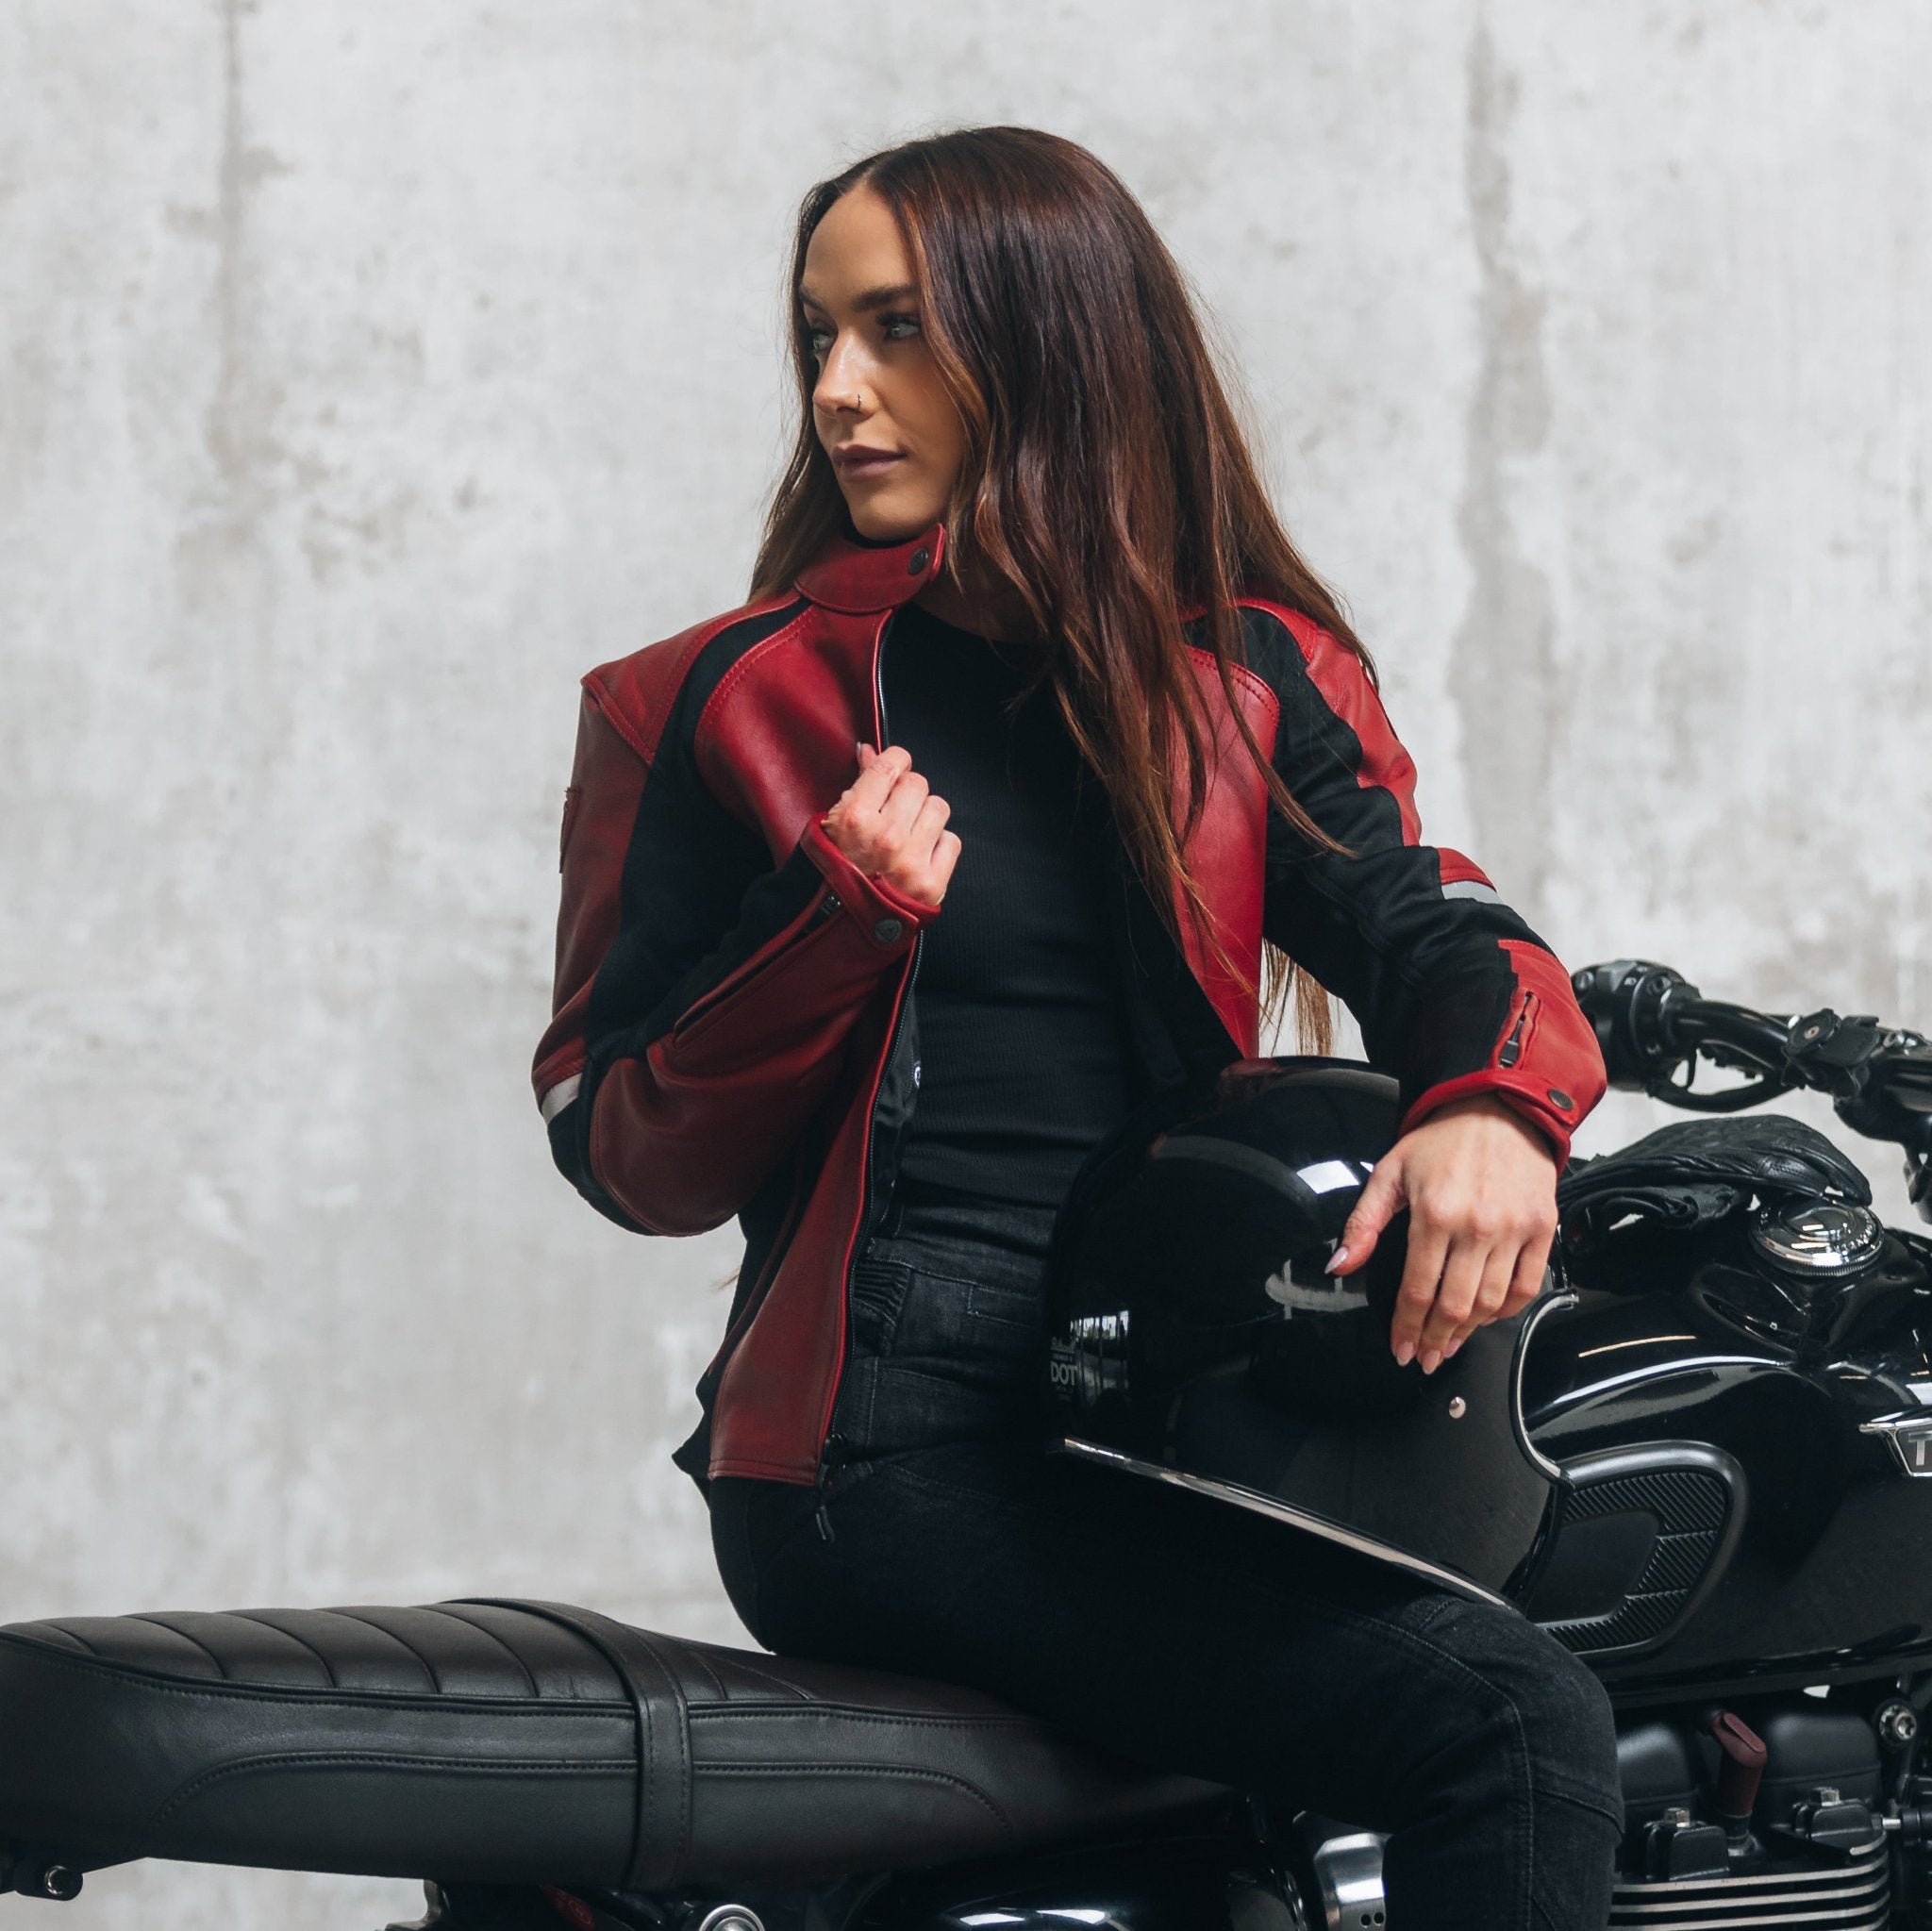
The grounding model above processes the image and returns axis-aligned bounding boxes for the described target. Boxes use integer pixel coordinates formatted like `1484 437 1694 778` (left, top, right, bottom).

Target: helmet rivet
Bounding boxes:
1447 1395 1467 1419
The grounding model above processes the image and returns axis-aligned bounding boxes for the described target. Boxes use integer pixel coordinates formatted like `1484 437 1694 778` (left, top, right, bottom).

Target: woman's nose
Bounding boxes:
813 331 871 416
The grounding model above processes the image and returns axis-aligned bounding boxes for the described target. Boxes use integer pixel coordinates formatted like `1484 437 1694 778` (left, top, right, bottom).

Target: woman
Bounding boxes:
534 126 1622 1929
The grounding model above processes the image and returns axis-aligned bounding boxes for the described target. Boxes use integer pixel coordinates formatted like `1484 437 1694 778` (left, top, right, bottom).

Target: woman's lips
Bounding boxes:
835 447 906 479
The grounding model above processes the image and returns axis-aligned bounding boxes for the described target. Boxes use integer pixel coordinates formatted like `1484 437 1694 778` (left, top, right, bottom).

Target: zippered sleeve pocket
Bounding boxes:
668 889 842 1048
1496 989 1540 1069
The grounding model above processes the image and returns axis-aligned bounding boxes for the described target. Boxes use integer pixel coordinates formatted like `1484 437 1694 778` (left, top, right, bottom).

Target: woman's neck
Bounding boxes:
912 562 1042 645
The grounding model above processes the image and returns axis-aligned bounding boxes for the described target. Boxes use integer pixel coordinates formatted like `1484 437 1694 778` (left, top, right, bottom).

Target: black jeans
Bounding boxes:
710 1174 1623 1931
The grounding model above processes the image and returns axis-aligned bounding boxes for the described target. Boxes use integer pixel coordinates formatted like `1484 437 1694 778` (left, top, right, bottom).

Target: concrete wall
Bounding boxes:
3 3 1927 1923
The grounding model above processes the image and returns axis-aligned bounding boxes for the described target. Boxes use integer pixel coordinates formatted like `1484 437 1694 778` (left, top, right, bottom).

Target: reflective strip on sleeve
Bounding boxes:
540 1073 584 1124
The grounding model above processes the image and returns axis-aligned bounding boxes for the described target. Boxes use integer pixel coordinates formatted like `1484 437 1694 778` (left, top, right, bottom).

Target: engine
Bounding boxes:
1293 1694 1932 1931
1610 1703 1892 1930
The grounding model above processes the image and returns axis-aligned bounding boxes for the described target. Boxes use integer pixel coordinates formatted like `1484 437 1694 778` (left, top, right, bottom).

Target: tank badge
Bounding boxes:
1861 1412 1932 1476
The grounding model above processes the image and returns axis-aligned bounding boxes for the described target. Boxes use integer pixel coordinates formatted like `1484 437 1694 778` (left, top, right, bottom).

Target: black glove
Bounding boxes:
1557 1114 1870 1256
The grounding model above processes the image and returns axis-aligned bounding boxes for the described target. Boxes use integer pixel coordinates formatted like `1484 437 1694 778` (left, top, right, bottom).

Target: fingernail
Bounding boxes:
1443 1335 1465 1359
1420 1347 1441 1374
1324 1245 1350 1274
1393 1340 1415 1366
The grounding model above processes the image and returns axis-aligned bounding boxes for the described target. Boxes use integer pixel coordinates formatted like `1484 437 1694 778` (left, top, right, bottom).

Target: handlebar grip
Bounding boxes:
1571 959 1701 1090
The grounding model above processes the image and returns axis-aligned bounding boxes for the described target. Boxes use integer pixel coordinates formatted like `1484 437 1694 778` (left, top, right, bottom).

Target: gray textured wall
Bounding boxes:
4 3 1928 1924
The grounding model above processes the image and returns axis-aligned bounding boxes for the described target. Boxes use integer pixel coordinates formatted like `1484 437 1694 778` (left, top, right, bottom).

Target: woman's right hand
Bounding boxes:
820 741 961 907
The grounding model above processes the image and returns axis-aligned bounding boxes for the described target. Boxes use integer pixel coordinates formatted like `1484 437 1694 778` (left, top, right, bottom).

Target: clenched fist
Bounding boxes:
819 741 962 907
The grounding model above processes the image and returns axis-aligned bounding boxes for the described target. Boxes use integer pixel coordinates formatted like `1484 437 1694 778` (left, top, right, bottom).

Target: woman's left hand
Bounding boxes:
1326 1094 1560 1373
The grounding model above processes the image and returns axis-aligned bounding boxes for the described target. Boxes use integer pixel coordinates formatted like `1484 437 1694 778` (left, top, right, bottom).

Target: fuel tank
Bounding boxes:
1522 1201 1932 1695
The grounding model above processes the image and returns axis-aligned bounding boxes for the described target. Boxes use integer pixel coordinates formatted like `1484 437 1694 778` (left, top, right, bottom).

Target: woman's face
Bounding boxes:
800 183 966 542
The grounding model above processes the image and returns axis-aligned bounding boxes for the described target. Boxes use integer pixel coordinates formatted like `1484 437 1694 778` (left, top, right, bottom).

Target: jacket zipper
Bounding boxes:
815 608 920 1536
1497 990 1537 1069
863 605 924 1232
813 1428 849 1542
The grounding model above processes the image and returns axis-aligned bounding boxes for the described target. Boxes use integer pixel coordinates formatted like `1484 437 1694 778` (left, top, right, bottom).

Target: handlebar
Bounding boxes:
1572 959 1932 1219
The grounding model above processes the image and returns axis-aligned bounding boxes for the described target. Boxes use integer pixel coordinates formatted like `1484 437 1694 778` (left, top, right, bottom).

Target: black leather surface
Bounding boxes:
1558 1113 1873 1235
0 1598 1223 1889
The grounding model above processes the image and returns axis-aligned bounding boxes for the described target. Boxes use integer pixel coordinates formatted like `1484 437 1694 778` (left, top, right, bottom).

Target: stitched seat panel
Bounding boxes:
0 1598 1225 1890
1 1605 629 1700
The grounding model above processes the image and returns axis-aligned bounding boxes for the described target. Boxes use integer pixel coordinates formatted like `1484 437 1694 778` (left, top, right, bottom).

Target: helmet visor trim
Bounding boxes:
1052 1435 1514 1609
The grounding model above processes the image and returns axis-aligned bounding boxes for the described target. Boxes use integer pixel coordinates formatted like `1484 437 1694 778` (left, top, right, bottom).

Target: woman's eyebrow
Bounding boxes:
797 280 920 314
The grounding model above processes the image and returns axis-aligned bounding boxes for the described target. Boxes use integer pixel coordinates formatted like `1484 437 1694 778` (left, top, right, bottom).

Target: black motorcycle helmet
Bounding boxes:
1043 1057 1573 1606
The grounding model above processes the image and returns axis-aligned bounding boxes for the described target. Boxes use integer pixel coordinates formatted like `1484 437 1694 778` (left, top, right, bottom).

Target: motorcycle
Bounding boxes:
4 957 1932 1931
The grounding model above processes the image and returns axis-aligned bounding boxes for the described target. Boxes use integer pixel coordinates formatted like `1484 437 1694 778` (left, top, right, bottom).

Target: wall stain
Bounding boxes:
1448 16 1559 916
175 0 291 602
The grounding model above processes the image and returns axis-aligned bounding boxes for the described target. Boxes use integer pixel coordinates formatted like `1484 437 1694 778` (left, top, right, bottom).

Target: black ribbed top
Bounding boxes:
880 602 1138 1207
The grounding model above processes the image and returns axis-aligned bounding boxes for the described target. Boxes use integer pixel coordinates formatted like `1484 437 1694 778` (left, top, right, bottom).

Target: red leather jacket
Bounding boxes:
533 520 1608 1491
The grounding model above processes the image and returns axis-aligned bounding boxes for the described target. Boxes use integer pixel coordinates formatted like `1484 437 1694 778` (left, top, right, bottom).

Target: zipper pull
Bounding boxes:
1498 990 1535 1069
814 1430 847 1542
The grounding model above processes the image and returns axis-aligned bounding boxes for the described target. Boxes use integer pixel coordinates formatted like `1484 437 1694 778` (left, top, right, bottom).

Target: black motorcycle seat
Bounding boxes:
0 1597 1224 1893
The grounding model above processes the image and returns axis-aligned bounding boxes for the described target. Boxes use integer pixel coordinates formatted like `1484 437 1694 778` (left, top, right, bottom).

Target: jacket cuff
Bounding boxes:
798 815 941 949
1398 1074 1579 1165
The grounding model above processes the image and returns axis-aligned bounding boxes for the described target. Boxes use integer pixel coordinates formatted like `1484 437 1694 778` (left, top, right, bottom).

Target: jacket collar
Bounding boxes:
794 519 948 614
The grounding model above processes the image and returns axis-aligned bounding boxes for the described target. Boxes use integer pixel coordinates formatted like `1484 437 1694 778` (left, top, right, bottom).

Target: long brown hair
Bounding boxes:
750 125 1376 1052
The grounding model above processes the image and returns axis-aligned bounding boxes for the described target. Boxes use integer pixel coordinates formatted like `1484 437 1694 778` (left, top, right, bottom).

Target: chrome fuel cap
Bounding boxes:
1749 1196 1883 1277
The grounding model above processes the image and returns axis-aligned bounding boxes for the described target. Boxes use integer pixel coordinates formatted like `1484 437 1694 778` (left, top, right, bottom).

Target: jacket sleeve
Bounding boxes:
532 683 939 1236
1252 607 1607 1163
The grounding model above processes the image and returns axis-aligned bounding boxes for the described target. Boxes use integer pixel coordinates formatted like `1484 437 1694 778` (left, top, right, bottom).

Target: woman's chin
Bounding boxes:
841 489 941 545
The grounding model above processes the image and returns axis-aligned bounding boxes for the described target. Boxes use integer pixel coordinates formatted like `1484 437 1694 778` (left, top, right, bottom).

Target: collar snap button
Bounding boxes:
908 547 931 574
873 916 904 944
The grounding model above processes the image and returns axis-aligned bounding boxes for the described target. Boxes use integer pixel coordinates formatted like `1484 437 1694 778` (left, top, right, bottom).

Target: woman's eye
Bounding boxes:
804 325 832 357
880 311 922 341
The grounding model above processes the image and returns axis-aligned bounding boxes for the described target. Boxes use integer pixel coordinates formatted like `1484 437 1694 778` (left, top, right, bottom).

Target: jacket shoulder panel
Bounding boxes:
1234 596 1422 846
583 591 806 767
1180 635 1278 718
1231 595 1348 689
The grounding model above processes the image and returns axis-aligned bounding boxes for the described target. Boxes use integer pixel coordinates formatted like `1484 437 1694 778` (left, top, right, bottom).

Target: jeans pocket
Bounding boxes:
966 1274 1047 1330
849 1257 913 1356
844 1218 1056 1455
886 1259 1042 1364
